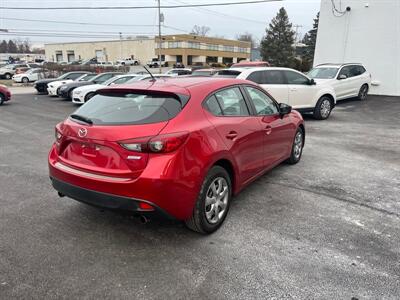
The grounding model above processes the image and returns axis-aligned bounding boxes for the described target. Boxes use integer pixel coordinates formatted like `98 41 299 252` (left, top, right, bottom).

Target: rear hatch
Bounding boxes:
56 89 187 179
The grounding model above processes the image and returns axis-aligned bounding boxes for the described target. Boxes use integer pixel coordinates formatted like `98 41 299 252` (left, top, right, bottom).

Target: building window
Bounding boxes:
238 47 248 53
222 57 233 64
207 44 219 51
168 41 181 48
55 51 63 62
188 41 200 49
67 51 75 62
206 56 218 63
223 45 234 52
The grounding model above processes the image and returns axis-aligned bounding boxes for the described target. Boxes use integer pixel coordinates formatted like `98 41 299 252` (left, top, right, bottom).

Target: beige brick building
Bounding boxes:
44 34 251 66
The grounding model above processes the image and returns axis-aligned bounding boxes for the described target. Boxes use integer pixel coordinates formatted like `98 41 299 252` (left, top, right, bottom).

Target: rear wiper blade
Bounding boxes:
70 114 93 125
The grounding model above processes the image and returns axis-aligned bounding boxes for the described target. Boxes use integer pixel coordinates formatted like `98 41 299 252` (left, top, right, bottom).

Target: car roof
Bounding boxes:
219 67 302 73
99 77 253 96
314 63 363 67
192 68 216 72
231 61 270 67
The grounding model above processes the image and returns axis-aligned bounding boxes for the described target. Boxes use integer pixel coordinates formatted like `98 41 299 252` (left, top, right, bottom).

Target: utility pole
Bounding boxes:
157 0 162 74
119 32 123 61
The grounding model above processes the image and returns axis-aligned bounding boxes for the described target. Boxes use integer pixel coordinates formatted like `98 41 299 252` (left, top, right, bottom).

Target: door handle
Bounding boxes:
290 88 297 91
225 131 238 140
264 125 272 135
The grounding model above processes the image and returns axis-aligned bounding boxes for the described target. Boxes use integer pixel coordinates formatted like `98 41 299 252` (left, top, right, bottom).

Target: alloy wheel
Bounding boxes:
293 131 303 160
360 86 368 100
320 99 331 119
205 177 229 224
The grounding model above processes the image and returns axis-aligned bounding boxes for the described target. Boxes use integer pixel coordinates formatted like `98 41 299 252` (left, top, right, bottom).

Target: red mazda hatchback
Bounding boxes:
49 77 305 233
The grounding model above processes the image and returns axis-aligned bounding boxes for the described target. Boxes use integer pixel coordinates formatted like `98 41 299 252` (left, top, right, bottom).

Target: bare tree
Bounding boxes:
236 32 257 48
190 25 211 36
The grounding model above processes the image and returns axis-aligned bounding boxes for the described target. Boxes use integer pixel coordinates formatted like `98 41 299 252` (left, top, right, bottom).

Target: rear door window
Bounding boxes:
204 95 223 116
71 93 182 125
214 87 249 116
263 70 286 84
338 66 352 78
246 71 263 84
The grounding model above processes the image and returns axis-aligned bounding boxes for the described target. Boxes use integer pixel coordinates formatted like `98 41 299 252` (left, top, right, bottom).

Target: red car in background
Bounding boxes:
48 77 304 233
231 61 270 68
0 84 11 105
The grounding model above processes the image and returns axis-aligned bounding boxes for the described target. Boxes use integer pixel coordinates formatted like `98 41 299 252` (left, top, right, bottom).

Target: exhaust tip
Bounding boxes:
139 215 150 224
58 192 65 198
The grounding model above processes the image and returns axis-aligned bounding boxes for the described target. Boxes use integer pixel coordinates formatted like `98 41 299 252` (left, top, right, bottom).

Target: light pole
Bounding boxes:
119 32 123 61
157 0 162 74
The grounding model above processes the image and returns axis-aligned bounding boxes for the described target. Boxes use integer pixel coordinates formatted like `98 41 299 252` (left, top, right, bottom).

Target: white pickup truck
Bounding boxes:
116 58 140 66
146 58 167 68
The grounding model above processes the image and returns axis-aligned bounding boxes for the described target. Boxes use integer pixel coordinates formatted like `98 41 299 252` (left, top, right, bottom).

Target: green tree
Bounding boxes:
0 40 8 53
260 7 295 67
302 12 320 69
7 40 18 53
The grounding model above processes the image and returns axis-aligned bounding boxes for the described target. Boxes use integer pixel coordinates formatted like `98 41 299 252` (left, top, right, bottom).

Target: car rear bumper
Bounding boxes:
48 145 200 220
50 177 174 219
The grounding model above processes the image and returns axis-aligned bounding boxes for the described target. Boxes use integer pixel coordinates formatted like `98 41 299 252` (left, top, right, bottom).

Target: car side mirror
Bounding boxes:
338 74 347 80
309 78 316 85
279 103 292 116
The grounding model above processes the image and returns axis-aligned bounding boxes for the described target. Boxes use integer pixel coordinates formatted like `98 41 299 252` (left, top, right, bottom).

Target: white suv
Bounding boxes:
217 67 337 120
308 63 371 101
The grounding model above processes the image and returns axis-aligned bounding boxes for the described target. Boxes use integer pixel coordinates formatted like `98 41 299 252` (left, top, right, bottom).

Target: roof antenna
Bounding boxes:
143 65 156 82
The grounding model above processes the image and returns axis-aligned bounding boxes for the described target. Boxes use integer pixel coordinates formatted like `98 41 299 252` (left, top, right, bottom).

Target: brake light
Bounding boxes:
138 202 155 211
119 132 189 153
55 128 62 142
55 128 63 152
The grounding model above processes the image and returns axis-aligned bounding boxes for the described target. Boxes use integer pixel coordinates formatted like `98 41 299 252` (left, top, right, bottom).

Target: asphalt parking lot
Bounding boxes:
0 89 399 299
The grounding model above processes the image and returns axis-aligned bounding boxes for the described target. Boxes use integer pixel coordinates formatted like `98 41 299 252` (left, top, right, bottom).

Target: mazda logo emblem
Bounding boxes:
78 128 88 138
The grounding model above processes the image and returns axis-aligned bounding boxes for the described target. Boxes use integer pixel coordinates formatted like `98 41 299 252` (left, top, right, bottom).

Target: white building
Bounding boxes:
314 0 400 96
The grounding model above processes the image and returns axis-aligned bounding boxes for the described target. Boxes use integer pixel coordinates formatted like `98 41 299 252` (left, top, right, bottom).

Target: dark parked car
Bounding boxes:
34 71 91 94
58 72 122 100
56 73 97 97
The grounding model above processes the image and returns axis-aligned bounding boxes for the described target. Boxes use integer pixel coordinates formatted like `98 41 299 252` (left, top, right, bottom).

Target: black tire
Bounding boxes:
4 73 12 80
22 77 29 84
313 96 333 120
0 93 4 105
358 84 369 101
85 92 95 102
185 166 232 234
286 127 304 165
134 61 139 65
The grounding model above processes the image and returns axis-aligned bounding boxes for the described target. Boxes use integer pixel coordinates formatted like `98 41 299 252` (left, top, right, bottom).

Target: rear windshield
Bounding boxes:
71 93 182 125
215 70 242 78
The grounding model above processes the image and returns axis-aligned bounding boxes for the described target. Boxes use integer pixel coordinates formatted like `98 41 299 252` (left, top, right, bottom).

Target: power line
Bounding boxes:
0 17 156 27
166 0 266 24
3 28 156 35
0 0 282 10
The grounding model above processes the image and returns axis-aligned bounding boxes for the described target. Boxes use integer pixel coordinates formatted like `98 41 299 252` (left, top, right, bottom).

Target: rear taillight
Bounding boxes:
55 128 63 152
55 128 62 142
119 132 189 154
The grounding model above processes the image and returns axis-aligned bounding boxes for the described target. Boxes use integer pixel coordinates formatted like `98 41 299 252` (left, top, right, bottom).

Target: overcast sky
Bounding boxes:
0 0 321 47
